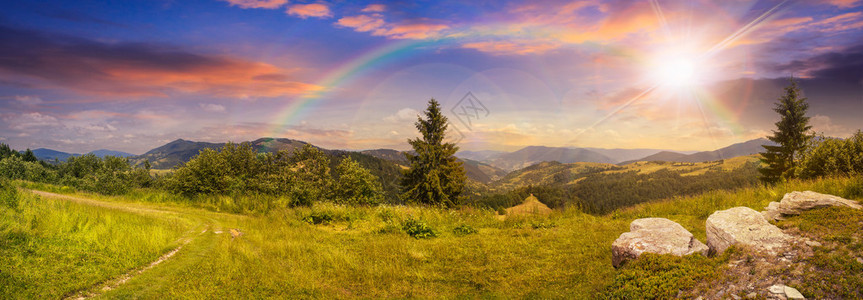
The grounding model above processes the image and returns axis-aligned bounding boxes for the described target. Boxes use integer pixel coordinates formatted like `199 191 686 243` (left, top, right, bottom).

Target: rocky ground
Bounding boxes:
612 191 863 299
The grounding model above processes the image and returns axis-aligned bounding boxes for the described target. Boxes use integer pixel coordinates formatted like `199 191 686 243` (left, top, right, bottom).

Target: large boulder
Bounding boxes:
763 191 862 221
612 218 708 267
706 207 794 255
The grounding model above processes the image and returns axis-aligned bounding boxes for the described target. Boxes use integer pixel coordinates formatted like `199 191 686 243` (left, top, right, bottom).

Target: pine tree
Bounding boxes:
21 149 38 162
401 99 467 207
760 78 812 183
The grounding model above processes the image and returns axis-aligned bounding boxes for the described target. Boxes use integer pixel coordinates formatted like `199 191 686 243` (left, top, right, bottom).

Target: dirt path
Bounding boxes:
23 189 215 300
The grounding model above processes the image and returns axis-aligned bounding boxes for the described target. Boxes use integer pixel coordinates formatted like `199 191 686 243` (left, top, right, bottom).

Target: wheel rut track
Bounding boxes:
23 189 221 300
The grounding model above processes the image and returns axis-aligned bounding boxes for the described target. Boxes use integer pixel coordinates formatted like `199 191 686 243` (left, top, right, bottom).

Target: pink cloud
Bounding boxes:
222 0 288 9
336 14 386 32
336 14 448 40
820 0 861 8
361 4 386 13
287 3 332 19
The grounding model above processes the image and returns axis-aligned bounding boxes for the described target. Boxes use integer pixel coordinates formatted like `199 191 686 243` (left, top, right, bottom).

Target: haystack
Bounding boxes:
505 194 552 216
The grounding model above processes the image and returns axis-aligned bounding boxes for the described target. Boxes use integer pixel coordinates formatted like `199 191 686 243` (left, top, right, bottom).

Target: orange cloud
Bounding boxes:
222 0 288 9
821 0 861 8
0 26 322 99
335 14 448 39
361 4 386 13
336 14 386 32
287 3 332 19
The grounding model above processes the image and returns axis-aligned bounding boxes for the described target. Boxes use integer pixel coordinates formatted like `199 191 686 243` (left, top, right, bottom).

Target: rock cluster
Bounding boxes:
611 218 708 267
768 284 805 300
610 191 862 298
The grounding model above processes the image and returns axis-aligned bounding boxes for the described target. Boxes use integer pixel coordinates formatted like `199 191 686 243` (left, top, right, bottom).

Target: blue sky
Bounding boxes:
1 0 862 154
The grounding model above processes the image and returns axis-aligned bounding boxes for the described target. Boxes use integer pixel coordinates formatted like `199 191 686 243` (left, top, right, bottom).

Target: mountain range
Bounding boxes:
453 138 771 171
27 137 773 184
30 148 135 162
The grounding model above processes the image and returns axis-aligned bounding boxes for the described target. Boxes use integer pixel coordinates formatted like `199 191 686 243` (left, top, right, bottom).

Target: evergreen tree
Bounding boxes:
760 78 812 183
401 99 466 207
21 149 38 162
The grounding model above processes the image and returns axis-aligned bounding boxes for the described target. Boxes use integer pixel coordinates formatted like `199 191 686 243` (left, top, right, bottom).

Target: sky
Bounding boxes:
1 0 862 154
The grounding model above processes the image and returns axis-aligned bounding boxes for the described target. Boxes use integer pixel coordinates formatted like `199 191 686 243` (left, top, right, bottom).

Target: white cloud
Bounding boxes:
199 103 227 113
810 114 849 137
384 108 419 122
14 95 43 105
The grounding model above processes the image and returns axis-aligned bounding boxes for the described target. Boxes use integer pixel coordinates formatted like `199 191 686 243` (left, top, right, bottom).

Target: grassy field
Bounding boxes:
1 176 861 298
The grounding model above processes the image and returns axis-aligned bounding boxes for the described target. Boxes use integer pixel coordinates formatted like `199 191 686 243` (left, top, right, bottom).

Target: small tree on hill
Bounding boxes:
401 99 466 207
760 78 812 183
334 156 382 205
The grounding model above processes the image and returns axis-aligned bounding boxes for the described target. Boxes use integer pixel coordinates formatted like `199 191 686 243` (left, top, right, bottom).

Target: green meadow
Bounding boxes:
2 176 861 298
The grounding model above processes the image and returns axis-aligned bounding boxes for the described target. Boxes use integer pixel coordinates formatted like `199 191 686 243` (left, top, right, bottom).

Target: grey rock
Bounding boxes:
746 292 758 299
611 218 708 267
707 207 795 255
769 284 786 295
784 286 805 299
763 191 862 221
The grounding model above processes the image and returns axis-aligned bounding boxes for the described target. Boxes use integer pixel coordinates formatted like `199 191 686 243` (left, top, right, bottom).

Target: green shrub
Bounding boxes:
303 211 335 225
531 220 557 229
333 157 383 205
798 131 863 179
402 217 437 239
603 253 722 299
0 178 18 209
452 224 478 236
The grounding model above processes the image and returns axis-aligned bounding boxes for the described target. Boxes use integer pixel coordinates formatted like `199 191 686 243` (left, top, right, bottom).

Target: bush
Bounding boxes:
798 131 863 179
333 157 383 205
402 217 437 239
303 211 335 225
0 178 18 209
452 224 478 236
0 156 58 182
603 253 722 299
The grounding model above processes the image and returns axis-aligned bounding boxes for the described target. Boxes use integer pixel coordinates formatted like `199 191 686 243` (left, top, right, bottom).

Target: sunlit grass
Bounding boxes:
4 176 861 298
0 187 193 298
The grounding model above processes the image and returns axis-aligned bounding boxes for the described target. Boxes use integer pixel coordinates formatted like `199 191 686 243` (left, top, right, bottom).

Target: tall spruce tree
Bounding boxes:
401 99 466 207
760 78 812 183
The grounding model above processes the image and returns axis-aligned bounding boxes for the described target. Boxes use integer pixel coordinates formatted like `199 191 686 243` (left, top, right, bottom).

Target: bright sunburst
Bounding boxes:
657 57 697 88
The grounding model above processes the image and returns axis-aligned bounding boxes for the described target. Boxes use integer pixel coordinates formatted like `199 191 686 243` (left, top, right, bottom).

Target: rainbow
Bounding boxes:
267 38 445 137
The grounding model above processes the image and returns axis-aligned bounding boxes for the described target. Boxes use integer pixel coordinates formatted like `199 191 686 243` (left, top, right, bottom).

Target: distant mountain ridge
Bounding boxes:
29 148 135 162
620 138 775 164
455 138 772 171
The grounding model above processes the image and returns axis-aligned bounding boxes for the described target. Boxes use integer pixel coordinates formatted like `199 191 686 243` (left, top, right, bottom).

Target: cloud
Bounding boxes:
383 108 419 122
4 112 61 129
335 14 449 39
361 4 386 13
820 0 861 8
287 3 332 19
461 40 560 55
811 114 851 136
0 25 322 98
222 0 288 9
14 95 43 105
199 103 227 113
336 14 386 32
775 43 863 82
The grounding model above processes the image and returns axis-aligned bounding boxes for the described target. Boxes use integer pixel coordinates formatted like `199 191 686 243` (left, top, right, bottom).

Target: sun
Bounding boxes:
652 55 702 89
